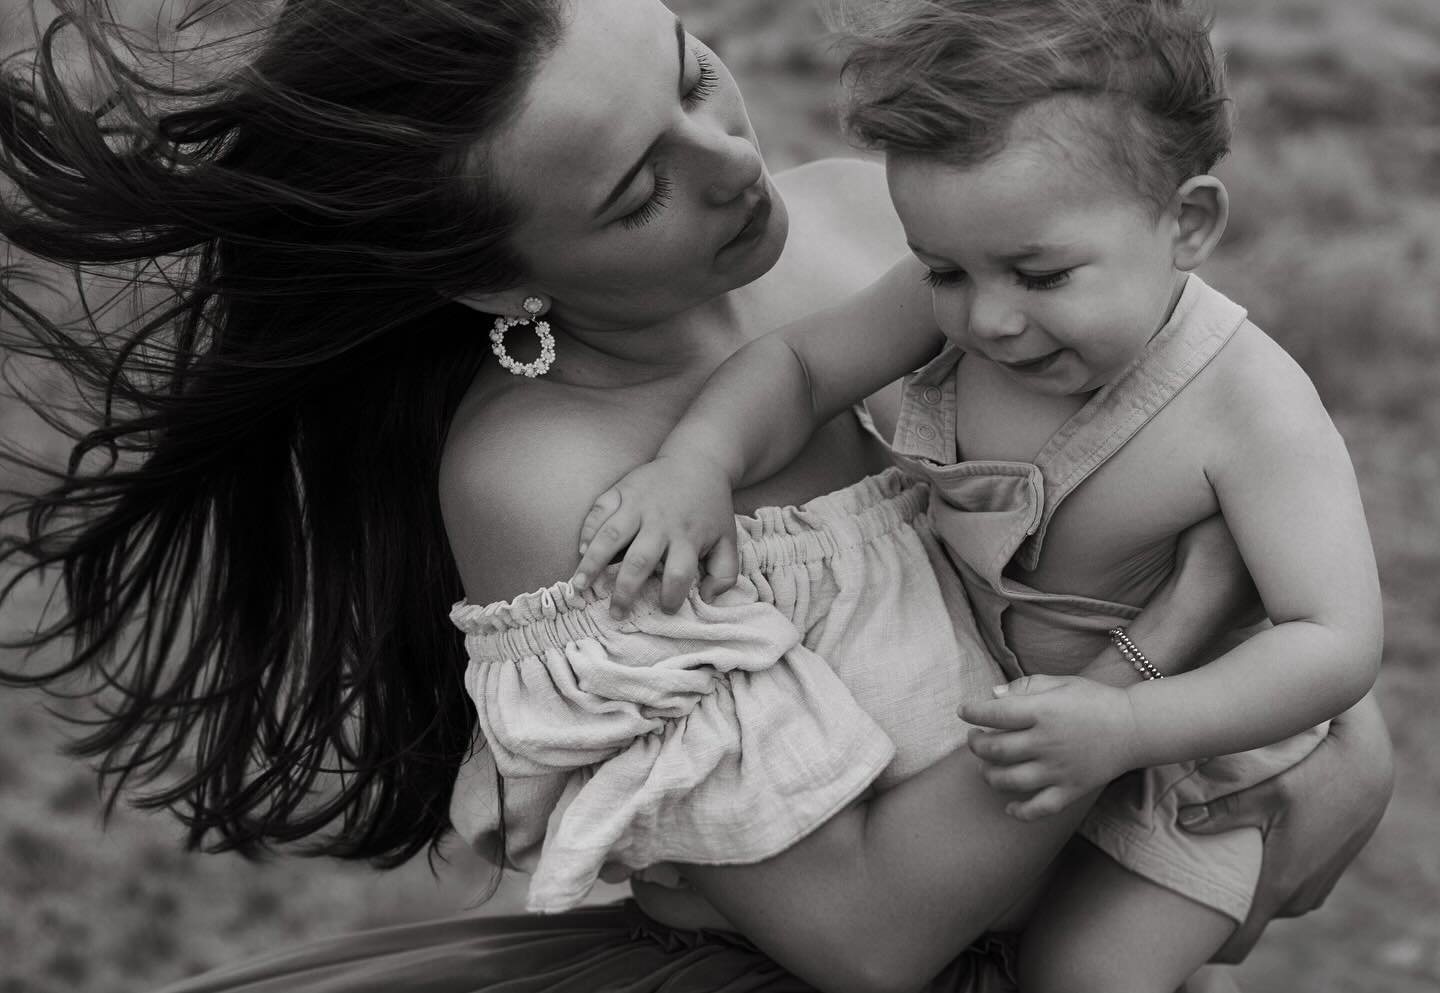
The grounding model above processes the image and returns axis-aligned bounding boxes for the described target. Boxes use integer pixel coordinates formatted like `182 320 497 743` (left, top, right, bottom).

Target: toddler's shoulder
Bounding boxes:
1208 320 1325 412
1198 318 1342 455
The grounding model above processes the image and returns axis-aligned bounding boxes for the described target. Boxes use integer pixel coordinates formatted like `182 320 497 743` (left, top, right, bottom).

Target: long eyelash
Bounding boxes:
620 172 674 230
923 269 964 288
683 49 718 109
1018 270 1070 290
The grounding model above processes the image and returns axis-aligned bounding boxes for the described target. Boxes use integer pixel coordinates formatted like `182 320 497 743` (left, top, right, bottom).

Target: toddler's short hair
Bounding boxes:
842 0 1231 211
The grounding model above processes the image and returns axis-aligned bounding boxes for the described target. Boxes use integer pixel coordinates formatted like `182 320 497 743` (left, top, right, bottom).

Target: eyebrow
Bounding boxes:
593 17 687 219
907 241 1057 264
996 244 1053 263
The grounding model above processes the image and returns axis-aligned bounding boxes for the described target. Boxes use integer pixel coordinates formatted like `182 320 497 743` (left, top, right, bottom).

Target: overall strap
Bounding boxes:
1016 276 1248 570
886 342 965 464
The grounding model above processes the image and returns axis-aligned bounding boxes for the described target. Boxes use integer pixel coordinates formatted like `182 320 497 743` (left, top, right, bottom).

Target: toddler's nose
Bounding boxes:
968 293 1026 341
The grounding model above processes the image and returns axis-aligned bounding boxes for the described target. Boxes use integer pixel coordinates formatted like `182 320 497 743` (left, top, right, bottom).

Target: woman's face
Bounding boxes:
483 0 788 333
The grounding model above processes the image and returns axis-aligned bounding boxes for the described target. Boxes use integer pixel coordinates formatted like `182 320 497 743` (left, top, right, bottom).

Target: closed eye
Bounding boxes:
619 171 674 230
683 48 718 110
1017 269 1072 290
615 44 717 232
922 268 966 288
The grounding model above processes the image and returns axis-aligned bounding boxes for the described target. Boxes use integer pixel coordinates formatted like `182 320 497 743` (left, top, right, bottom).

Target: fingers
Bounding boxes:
980 760 1052 795
958 674 1070 727
959 691 1038 731
967 727 1038 766
1177 780 1282 836
579 521 733 618
609 532 668 620
1005 786 1071 822
1212 912 1267 965
1000 673 1071 696
956 673 1071 728
698 534 739 603
578 488 622 550
659 544 700 614
572 494 638 591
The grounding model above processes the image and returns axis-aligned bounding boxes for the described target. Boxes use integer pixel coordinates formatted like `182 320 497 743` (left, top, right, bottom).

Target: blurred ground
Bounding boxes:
1 1 1437 991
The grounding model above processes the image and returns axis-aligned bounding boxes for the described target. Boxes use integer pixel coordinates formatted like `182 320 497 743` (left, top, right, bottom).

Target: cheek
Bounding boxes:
711 59 753 126
562 225 702 289
931 290 970 340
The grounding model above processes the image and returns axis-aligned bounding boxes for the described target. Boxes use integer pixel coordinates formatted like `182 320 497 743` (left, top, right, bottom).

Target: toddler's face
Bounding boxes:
886 132 1189 396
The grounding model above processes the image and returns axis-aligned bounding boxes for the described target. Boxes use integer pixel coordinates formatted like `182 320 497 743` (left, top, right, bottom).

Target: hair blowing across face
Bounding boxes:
841 0 1232 211
0 0 563 868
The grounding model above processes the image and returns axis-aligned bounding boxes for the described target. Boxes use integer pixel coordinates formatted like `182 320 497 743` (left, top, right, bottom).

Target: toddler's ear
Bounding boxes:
1170 176 1229 271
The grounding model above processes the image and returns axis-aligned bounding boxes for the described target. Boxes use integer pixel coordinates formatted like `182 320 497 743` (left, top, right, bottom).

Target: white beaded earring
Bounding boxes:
490 296 556 378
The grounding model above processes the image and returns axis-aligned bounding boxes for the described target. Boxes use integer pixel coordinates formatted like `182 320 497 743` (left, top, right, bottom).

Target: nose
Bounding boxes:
967 286 1026 342
692 125 764 205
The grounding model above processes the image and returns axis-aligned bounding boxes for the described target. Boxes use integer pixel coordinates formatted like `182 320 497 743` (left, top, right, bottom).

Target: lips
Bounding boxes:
997 350 1063 374
722 190 772 252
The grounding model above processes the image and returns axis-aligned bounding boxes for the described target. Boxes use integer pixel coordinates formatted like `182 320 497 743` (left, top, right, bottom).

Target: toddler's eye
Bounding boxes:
923 268 966 288
1018 269 1071 291
682 48 719 110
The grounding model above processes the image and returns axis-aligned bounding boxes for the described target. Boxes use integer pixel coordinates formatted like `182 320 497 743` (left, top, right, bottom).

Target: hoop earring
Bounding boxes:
490 296 556 378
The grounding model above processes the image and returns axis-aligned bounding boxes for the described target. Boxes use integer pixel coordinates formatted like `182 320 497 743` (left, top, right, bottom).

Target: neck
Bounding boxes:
545 285 760 390
1158 270 1191 332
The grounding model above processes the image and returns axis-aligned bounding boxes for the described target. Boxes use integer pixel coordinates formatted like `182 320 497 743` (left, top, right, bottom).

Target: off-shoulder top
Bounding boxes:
447 468 1003 913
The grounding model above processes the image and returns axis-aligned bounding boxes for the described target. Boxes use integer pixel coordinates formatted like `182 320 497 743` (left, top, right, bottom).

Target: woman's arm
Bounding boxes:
1180 691 1394 963
684 746 1084 993
441 403 1348 993
684 515 1273 992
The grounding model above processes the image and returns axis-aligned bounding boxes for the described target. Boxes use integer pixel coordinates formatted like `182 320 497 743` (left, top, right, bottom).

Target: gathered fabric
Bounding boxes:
449 469 1004 913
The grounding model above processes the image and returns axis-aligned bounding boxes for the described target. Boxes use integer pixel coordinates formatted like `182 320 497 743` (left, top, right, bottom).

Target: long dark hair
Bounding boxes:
0 0 563 868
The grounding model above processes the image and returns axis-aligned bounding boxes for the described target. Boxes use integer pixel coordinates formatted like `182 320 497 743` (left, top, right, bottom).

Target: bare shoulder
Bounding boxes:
1199 320 1344 462
775 157 887 211
775 157 907 264
439 383 650 606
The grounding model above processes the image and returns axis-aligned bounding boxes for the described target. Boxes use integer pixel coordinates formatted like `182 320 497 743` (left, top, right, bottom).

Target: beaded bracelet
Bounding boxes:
1109 626 1165 681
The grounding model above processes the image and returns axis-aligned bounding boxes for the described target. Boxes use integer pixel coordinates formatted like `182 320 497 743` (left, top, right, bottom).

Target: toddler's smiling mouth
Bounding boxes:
996 349 1064 375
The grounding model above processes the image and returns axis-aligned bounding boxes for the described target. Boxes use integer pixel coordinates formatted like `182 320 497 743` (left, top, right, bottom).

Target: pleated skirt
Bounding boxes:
155 901 1018 993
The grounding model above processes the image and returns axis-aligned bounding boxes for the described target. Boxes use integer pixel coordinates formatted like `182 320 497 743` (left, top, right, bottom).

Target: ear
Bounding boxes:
453 287 551 318
1169 175 1229 272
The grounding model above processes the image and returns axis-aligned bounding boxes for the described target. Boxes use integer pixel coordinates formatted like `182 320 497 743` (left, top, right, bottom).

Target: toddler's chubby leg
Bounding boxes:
1019 838 1234 993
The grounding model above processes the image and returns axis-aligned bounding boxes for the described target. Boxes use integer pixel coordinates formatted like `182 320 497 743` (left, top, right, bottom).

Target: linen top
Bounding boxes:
448 469 1003 913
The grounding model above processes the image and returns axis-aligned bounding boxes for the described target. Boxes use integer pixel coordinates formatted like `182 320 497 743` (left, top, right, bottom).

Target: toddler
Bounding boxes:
572 1 1382 989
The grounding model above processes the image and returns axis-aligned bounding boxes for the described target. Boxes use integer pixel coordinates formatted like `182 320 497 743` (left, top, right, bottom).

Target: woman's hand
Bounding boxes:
1177 692 1394 963
962 674 1139 821
572 454 740 618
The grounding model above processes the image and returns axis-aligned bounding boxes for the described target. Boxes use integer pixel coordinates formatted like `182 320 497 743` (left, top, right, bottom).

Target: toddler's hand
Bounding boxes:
572 454 739 619
960 673 1141 821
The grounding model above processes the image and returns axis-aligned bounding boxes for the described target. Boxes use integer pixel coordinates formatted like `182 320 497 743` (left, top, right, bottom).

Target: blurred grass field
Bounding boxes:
1 1 1438 991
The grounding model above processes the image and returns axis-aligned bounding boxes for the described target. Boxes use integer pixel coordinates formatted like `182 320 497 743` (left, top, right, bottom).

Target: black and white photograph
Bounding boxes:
1 1 1435 991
